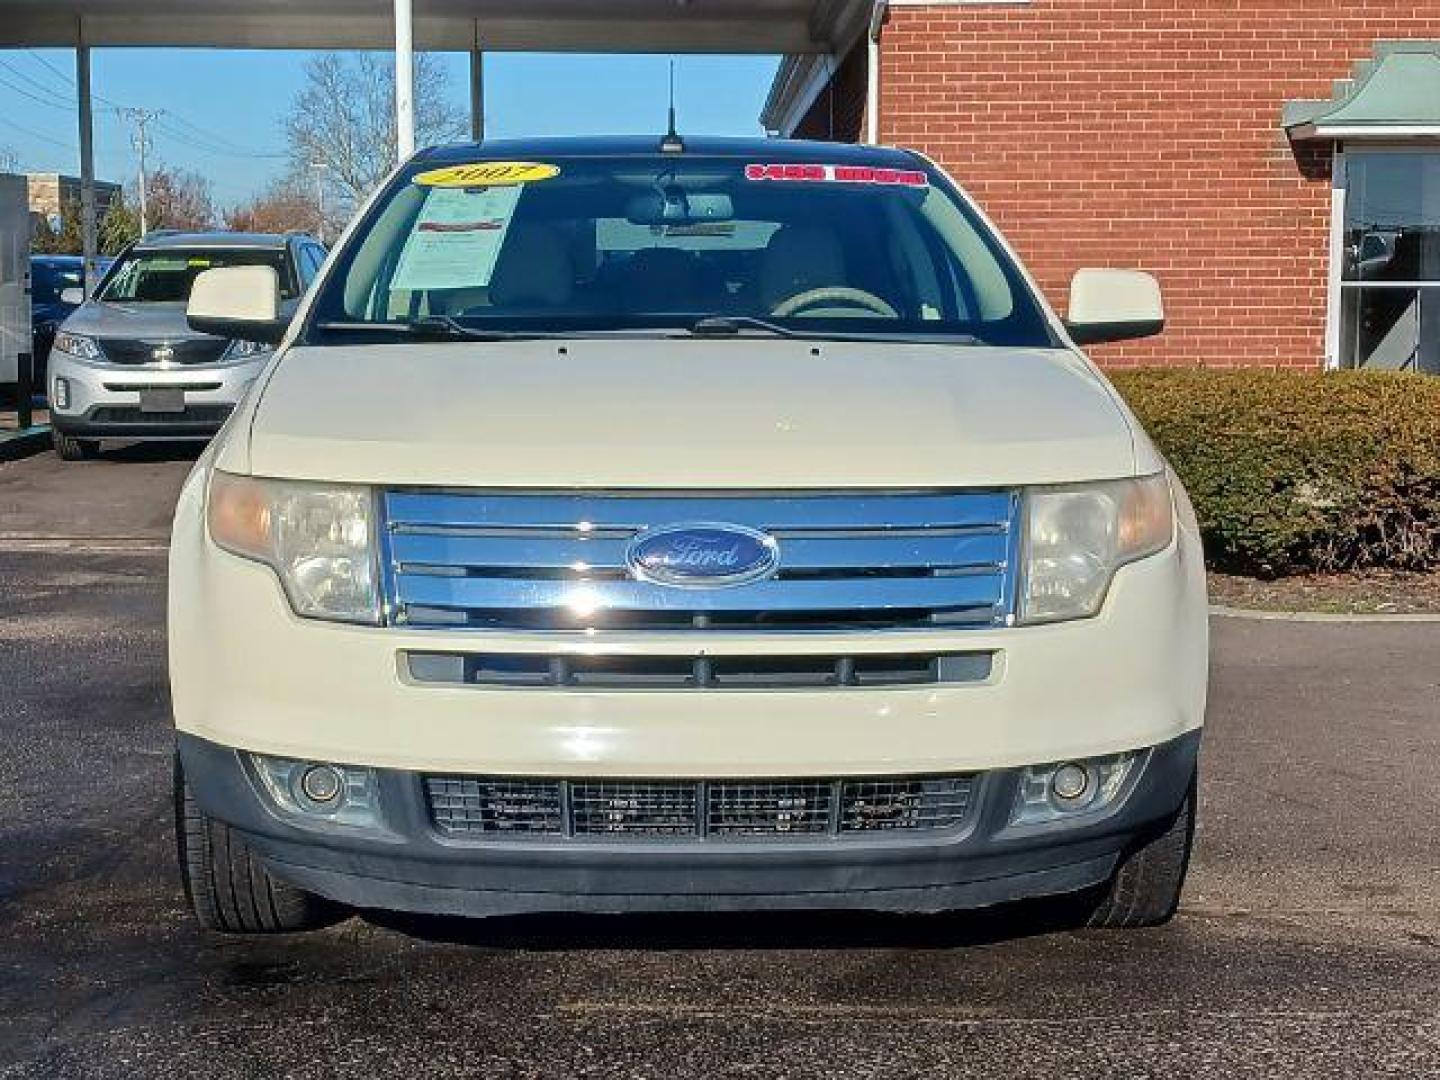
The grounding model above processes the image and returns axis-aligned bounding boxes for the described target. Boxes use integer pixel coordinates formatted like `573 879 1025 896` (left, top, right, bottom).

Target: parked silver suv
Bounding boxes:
48 231 326 460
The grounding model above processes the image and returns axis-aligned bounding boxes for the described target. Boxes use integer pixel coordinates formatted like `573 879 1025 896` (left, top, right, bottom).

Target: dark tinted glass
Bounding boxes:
99 249 296 303
1344 153 1440 283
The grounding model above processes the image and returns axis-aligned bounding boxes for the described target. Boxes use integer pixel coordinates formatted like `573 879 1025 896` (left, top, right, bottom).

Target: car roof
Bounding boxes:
415 135 924 170
132 230 307 252
31 254 84 264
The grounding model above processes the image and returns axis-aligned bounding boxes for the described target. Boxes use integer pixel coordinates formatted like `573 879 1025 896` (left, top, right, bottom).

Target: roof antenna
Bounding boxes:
660 59 685 153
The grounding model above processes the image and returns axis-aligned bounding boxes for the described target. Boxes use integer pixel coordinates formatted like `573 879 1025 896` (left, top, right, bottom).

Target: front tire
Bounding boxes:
1086 778 1196 929
174 755 344 934
52 430 98 461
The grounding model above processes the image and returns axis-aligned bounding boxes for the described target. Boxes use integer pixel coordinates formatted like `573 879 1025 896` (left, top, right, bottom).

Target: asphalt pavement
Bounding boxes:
1 446 1438 1078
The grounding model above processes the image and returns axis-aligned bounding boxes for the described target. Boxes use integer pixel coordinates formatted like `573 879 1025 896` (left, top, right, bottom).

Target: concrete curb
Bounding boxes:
1210 604 1440 624
0 424 51 462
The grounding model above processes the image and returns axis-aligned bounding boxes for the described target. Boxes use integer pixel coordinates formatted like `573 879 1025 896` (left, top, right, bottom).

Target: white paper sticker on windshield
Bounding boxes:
390 186 523 292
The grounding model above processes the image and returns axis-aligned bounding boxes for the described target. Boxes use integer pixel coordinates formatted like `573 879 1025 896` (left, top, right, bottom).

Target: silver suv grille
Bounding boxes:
380 490 1019 632
425 775 977 840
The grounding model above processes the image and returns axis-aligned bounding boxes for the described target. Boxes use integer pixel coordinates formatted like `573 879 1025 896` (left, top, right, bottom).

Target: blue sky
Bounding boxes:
0 50 779 209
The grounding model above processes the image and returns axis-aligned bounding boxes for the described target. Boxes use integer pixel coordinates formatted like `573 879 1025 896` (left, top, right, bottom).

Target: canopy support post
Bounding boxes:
394 0 415 160
76 32 98 295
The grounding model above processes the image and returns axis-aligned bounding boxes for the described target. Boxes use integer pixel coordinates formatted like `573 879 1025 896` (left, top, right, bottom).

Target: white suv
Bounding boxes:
168 138 1207 934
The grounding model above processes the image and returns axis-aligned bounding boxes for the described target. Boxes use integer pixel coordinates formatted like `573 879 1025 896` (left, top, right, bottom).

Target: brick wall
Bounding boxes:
877 1 1440 368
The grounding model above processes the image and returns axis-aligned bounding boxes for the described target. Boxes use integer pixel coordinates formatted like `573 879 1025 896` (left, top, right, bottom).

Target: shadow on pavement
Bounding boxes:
85 441 206 465
362 892 1100 952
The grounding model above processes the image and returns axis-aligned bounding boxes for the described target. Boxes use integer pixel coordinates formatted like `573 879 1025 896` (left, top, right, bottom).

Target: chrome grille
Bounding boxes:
381 490 1019 632
97 338 229 366
425 775 977 840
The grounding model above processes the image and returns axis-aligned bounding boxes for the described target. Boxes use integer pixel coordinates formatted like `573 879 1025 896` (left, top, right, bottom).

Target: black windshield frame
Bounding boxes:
301 153 1059 349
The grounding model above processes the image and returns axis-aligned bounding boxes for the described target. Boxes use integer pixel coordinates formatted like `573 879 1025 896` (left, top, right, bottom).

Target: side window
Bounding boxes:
294 244 325 290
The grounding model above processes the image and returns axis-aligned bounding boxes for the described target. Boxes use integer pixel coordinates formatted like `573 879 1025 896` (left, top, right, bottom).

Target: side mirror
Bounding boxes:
59 287 84 305
187 265 288 345
1064 269 1164 345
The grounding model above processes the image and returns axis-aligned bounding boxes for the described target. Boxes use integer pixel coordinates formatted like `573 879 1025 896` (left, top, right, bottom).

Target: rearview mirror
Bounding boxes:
187 265 288 345
1064 269 1164 345
59 287 84 305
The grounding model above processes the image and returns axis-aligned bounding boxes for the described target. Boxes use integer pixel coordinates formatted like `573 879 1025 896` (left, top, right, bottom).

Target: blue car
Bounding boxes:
30 255 111 385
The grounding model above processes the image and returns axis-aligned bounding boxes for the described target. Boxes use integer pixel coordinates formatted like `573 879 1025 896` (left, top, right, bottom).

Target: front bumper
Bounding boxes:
180 729 1200 917
48 348 264 440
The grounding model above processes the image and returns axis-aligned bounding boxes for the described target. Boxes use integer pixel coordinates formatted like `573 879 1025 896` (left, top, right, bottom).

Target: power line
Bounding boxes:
0 67 77 112
0 54 286 162
26 50 77 91
0 113 77 153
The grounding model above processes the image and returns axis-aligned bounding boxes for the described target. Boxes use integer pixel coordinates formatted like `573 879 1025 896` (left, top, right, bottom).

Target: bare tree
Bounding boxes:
224 175 324 237
130 165 215 231
283 53 467 209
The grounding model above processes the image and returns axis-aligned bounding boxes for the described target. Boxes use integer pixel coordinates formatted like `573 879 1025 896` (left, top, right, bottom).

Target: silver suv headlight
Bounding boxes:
54 331 103 361
1018 473 1174 625
207 471 381 624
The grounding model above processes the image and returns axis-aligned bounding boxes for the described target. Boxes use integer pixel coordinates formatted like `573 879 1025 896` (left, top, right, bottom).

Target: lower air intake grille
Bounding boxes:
571 782 698 836
87 404 233 425
425 775 976 841
839 777 973 832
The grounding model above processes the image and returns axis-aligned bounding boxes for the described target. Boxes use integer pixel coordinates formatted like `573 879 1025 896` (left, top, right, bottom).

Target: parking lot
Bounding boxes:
1 446 1438 1078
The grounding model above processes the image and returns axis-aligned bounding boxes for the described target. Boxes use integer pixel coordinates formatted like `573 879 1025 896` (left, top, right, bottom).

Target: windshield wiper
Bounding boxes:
686 315 983 345
312 318 553 341
687 315 804 338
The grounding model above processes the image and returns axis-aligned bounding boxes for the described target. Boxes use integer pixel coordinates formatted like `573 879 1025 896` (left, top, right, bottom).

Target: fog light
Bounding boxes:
250 753 384 832
1051 763 1090 802
299 765 343 805
1011 751 1138 828
52 377 70 410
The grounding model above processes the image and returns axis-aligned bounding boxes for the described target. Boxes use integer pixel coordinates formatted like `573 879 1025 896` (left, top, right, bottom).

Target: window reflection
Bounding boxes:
1341 152 1440 372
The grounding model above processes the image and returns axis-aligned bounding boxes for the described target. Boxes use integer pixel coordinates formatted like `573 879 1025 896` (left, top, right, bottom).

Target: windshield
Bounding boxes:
32 260 84 305
98 248 296 304
307 155 1055 345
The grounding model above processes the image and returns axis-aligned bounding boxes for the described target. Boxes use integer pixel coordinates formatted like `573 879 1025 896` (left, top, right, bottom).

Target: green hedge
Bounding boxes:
1110 369 1440 577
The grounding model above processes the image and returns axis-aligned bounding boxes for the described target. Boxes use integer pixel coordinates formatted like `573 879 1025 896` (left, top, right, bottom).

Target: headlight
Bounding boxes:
224 338 274 362
207 471 381 624
1018 473 1174 624
53 331 102 361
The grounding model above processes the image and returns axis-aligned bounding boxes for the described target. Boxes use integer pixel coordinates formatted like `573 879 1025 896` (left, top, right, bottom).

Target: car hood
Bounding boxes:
61 300 211 340
241 339 1147 488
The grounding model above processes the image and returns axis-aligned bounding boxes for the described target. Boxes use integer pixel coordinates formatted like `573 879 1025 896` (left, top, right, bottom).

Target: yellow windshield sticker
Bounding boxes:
413 161 560 188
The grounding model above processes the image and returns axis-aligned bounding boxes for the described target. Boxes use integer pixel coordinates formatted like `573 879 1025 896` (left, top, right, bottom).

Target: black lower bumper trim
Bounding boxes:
177 730 1201 918
54 406 230 440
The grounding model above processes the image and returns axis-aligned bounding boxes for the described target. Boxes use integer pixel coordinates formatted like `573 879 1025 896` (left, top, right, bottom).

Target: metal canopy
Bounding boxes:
1285 41 1440 140
0 0 859 53
0 0 876 296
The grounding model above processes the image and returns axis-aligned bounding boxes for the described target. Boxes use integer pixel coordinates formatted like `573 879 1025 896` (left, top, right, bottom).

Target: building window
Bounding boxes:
1340 150 1440 372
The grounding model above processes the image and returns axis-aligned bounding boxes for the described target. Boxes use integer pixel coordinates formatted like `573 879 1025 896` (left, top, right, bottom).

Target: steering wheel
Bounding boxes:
770 286 899 320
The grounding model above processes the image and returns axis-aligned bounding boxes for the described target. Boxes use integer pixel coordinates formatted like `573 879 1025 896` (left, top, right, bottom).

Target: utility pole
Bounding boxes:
309 161 330 243
117 107 162 236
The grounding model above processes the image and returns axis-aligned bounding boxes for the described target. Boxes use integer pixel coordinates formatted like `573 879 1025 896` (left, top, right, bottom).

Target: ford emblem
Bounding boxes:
627 523 780 589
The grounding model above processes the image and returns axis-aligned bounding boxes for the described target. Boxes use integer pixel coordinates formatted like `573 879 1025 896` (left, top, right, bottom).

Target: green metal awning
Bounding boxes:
1285 42 1440 140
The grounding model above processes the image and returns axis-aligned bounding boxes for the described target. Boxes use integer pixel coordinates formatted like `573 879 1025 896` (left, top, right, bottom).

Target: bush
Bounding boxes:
1109 369 1440 577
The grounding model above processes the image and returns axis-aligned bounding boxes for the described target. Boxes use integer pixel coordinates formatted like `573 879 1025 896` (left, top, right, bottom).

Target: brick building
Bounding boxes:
26 172 121 235
762 2 1440 374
